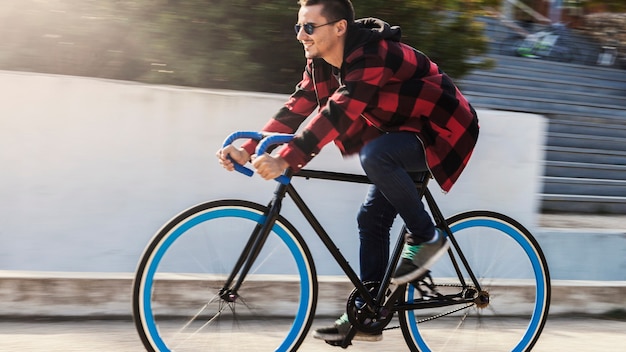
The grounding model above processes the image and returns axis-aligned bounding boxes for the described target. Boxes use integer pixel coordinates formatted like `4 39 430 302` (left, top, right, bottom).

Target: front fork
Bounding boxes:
219 176 291 301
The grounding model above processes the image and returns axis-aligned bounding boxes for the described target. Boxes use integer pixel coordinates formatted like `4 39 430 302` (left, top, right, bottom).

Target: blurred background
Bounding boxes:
0 0 495 92
0 0 624 324
1 0 625 91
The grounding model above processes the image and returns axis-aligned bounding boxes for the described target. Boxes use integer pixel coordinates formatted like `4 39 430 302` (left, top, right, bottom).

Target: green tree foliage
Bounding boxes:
354 0 493 81
136 0 303 92
0 0 495 93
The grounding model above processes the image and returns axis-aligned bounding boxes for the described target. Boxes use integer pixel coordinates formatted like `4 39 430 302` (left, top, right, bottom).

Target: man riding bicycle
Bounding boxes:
217 0 479 343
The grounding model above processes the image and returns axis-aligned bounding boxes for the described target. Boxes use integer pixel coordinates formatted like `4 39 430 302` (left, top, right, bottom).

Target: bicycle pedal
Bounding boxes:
408 271 433 287
410 273 446 299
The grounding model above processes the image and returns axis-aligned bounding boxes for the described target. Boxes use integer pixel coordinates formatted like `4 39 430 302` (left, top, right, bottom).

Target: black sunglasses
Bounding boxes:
294 19 342 35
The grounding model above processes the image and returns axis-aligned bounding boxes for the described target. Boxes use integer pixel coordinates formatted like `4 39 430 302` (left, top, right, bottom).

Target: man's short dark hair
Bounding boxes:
298 0 355 24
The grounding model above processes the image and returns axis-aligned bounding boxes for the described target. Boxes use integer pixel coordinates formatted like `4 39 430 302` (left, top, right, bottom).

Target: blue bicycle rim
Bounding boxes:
406 217 548 352
140 206 313 352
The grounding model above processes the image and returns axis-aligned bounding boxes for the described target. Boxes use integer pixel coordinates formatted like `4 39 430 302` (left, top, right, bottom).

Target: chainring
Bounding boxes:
346 281 394 334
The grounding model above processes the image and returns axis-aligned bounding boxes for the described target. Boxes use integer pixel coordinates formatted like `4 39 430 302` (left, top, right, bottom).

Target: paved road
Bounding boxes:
0 316 624 351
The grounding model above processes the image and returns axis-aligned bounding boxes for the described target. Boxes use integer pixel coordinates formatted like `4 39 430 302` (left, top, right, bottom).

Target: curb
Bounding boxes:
0 271 624 318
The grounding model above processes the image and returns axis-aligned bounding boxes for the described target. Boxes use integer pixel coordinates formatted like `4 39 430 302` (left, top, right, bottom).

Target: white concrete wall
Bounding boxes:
0 71 546 276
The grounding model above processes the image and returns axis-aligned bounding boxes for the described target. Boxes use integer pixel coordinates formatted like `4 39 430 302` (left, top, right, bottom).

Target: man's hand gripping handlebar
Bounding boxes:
220 131 295 185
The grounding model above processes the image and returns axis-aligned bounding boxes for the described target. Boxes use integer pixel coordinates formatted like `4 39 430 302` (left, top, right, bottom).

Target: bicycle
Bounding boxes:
132 131 551 351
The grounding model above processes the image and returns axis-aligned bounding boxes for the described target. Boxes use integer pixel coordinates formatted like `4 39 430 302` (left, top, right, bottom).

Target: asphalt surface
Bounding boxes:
0 316 623 351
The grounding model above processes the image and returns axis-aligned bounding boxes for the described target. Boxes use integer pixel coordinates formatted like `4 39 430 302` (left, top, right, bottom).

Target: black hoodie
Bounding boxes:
344 18 402 59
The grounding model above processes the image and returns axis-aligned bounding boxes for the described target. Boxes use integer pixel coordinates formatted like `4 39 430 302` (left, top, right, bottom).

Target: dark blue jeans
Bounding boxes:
357 132 435 283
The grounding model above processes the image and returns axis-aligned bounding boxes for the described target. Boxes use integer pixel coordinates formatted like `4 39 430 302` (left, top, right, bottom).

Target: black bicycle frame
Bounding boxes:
220 168 483 311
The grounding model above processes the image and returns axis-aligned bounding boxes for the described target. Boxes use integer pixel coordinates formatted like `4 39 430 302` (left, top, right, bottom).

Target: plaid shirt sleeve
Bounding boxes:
277 48 394 170
239 39 477 192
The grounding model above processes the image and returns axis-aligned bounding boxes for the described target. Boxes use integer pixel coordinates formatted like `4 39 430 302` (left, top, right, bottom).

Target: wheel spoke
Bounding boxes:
399 211 550 351
132 200 317 351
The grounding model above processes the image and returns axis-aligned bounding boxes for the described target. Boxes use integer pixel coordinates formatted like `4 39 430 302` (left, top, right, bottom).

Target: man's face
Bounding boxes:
295 4 341 61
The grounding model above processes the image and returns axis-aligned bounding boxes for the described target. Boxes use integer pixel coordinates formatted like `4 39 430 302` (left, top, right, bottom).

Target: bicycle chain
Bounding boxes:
382 282 476 331
414 302 476 324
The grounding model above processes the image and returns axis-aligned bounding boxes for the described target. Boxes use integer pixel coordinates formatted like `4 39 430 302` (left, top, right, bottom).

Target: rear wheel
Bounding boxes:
399 211 550 351
132 200 318 351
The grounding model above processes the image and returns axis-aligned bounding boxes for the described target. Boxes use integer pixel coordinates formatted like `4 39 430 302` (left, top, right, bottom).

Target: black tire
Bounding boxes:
399 210 551 351
132 199 318 351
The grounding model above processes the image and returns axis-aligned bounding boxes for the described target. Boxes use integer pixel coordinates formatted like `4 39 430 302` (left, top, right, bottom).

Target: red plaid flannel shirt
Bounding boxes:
243 21 479 192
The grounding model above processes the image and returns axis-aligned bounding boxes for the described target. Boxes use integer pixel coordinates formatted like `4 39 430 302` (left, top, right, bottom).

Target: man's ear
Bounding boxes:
336 19 348 36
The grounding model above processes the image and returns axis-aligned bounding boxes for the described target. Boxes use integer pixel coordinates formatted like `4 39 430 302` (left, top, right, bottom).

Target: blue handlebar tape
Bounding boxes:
222 132 295 184
274 175 290 185
222 131 265 149
222 131 264 177
231 159 254 177
255 134 295 185
255 134 295 155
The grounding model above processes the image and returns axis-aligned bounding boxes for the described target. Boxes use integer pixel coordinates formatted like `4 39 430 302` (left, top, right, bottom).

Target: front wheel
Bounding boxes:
399 211 550 351
132 199 318 351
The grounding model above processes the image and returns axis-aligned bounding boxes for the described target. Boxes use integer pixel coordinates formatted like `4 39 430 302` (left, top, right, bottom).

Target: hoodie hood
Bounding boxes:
344 18 402 58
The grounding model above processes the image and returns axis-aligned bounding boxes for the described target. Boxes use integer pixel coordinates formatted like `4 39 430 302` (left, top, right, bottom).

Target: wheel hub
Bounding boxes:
474 290 490 308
